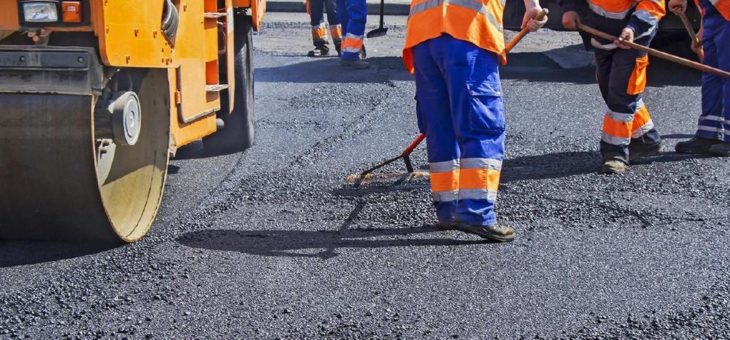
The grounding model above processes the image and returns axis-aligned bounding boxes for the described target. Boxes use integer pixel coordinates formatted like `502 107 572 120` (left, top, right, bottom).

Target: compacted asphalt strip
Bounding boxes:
1 14 729 339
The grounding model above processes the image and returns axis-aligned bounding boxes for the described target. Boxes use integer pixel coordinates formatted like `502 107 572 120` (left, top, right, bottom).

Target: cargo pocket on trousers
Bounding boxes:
627 55 649 95
466 80 505 133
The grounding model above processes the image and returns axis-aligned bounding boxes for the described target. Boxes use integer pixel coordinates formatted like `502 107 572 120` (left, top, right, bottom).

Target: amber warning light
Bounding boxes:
61 1 82 23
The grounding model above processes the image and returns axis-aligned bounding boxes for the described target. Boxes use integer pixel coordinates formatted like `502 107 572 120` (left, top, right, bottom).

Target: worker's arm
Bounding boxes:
627 0 666 39
522 0 548 32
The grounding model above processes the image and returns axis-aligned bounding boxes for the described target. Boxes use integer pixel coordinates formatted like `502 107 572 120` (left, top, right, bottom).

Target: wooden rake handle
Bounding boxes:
578 24 730 79
505 8 549 53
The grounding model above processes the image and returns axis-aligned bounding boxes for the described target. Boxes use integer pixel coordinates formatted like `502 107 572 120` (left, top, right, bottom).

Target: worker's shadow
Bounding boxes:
178 201 485 259
0 242 111 268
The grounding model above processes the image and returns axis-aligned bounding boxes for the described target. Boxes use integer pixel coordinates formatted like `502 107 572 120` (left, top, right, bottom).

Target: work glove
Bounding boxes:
668 0 688 15
522 7 548 32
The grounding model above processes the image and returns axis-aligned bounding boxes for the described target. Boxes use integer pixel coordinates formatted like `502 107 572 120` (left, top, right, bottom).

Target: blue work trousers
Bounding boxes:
413 34 506 227
696 5 730 141
336 0 366 60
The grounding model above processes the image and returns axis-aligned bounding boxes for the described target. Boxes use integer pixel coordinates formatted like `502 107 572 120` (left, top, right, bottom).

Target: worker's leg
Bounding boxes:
308 0 329 56
413 39 460 224
708 18 730 155
336 0 349 32
697 18 725 140
601 39 660 165
341 0 366 61
433 35 504 227
324 0 342 55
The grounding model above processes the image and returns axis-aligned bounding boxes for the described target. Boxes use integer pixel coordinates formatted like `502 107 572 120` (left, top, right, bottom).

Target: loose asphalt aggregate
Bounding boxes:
0 15 729 339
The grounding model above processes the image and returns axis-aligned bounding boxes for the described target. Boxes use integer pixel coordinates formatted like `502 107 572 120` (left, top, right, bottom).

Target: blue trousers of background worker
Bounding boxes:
336 0 366 61
695 1 730 141
413 34 506 227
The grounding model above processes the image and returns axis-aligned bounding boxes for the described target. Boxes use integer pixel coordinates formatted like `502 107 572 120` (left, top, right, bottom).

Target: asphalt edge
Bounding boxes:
267 1 410 15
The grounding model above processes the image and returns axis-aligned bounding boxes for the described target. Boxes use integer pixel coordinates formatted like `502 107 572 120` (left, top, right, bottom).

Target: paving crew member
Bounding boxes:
306 0 343 57
671 0 730 156
403 0 547 242
560 0 665 174
337 0 369 68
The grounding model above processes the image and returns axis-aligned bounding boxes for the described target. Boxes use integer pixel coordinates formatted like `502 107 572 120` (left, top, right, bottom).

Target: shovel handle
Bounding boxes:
578 24 730 79
678 12 704 59
505 8 549 53
401 133 425 157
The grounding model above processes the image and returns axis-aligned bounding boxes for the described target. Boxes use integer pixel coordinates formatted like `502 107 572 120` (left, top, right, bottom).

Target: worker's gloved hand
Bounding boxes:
668 0 688 15
522 7 548 32
561 11 581 31
615 27 634 49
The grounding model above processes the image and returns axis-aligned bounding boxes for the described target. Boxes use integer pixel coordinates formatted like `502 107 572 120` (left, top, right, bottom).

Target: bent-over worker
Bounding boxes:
560 0 666 174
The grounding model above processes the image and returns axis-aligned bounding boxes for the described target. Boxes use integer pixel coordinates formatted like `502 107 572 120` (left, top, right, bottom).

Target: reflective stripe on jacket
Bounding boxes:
402 0 507 73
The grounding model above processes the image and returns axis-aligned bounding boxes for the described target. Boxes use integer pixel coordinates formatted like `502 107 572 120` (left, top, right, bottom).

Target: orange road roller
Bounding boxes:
0 0 266 243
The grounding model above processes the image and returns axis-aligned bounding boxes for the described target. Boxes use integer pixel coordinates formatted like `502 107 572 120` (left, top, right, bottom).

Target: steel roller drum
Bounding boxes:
0 71 170 243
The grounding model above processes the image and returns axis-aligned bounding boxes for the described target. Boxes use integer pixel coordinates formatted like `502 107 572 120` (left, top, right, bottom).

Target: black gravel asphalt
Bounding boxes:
1 20 729 339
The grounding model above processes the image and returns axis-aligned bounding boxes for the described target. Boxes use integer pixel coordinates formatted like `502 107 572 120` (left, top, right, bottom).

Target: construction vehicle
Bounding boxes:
0 0 266 243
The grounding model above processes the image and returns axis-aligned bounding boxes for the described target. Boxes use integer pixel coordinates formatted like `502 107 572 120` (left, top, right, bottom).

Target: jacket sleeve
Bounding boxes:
557 0 580 12
627 0 666 38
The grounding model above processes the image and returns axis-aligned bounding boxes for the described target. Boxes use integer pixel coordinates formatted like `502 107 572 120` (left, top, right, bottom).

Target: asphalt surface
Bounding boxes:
1 14 729 339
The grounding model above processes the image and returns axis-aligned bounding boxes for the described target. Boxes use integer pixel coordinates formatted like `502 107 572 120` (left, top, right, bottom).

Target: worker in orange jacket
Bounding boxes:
403 0 547 242
670 0 730 156
560 0 666 174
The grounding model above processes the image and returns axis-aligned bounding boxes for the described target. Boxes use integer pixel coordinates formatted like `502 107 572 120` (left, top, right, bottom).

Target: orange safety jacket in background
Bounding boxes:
588 0 665 36
402 0 507 74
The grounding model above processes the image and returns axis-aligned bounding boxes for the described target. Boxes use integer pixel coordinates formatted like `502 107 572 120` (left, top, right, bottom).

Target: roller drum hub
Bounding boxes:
110 91 142 146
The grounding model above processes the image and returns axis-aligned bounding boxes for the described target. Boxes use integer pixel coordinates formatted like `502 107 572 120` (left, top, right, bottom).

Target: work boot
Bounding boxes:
340 59 370 69
628 141 661 163
307 42 330 57
675 137 722 155
454 223 516 242
709 141 730 157
334 41 342 57
601 159 628 174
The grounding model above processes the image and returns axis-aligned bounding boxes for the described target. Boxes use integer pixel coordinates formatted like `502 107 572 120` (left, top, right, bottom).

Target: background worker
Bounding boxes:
403 0 547 242
337 0 369 68
306 0 342 57
671 0 730 156
560 0 666 174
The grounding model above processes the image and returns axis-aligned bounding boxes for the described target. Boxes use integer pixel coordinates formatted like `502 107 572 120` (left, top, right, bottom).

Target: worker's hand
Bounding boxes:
615 27 634 49
692 25 704 58
562 11 581 31
668 0 688 15
522 7 548 32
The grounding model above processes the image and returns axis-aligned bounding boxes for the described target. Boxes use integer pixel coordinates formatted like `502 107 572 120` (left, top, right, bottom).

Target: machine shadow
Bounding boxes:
255 56 412 84
0 242 112 268
178 225 484 259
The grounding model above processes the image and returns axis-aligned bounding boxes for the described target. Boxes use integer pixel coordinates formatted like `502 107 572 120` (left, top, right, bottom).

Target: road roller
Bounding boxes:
0 0 266 243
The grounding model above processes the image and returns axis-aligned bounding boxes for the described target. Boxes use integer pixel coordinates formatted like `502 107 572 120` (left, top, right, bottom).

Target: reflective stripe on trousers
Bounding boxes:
414 34 505 227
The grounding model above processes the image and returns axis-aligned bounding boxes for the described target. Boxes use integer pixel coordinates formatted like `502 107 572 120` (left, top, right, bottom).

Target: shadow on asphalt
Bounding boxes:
178 226 484 259
0 242 111 268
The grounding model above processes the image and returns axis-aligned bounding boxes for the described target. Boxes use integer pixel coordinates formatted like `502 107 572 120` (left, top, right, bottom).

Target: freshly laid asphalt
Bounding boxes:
1 14 729 339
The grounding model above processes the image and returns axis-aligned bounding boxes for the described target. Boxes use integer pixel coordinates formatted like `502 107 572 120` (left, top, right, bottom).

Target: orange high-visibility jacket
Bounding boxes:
402 0 507 74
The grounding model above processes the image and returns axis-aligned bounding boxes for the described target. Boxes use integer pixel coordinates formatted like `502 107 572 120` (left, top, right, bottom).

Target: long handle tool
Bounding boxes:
366 0 388 38
505 8 550 53
360 133 425 178
678 12 704 59
578 24 730 79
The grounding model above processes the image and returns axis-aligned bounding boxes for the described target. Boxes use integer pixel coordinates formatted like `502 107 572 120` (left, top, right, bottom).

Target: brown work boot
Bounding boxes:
601 159 628 174
709 141 730 157
340 59 370 69
454 223 516 242
676 137 723 155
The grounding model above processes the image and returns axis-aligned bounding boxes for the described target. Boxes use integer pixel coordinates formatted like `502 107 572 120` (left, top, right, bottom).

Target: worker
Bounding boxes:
337 0 369 68
307 0 342 57
403 0 547 241
559 0 666 174
670 0 730 156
